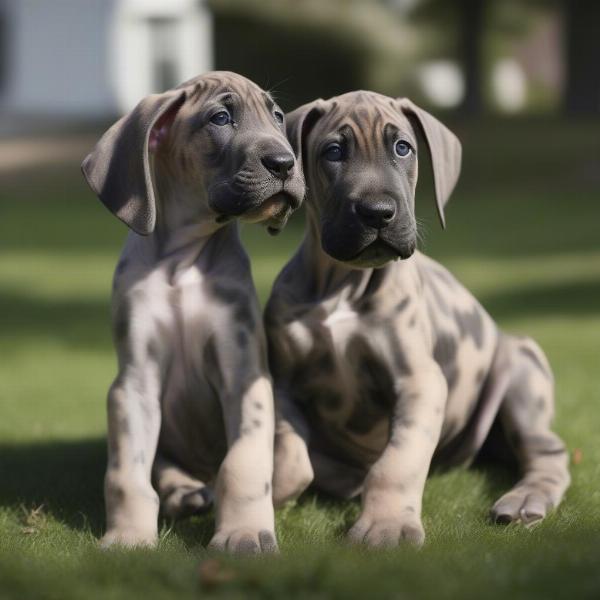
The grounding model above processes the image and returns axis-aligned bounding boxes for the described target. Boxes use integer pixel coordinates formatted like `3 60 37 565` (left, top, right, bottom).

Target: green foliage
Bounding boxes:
209 0 422 108
1 117 599 597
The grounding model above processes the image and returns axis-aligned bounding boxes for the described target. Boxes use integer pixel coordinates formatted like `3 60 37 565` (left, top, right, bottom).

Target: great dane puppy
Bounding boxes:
266 91 570 547
82 71 304 552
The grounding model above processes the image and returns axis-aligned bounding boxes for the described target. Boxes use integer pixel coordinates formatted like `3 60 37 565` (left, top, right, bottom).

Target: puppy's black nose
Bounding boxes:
261 153 294 180
355 200 396 229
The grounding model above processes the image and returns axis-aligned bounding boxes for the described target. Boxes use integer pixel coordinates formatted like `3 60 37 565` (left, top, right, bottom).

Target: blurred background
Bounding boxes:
2 0 600 124
1 0 599 171
0 1 599 595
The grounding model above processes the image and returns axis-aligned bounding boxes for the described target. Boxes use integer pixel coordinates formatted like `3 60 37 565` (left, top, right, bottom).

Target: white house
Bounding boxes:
0 0 213 120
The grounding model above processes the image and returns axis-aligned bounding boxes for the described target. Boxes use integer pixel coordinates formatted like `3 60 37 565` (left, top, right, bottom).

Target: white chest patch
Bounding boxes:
323 306 358 328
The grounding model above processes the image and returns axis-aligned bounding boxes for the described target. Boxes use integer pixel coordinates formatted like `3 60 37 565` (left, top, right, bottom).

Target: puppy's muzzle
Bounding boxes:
352 197 416 260
212 147 299 224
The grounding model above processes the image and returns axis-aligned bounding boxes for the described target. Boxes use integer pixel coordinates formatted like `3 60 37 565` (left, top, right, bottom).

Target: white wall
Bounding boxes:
2 0 213 119
5 0 118 117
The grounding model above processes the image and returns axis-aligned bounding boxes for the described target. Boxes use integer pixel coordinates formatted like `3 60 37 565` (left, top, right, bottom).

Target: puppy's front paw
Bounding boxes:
100 527 158 549
347 514 425 549
208 527 279 555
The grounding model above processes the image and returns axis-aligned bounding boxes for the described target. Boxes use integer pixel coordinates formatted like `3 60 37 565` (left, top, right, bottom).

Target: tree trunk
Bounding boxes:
459 0 486 115
563 0 600 115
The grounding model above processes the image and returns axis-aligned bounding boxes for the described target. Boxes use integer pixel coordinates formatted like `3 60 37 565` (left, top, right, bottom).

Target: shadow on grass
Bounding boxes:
0 438 106 535
0 437 217 547
480 277 600 321
0 289 112 350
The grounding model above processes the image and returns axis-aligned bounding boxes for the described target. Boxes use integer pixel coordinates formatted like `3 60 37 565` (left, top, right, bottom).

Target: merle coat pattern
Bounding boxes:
265 91 570 548
82 71 304 553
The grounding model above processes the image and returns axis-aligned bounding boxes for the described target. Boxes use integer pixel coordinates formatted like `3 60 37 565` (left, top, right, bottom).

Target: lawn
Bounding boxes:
0 118 599 599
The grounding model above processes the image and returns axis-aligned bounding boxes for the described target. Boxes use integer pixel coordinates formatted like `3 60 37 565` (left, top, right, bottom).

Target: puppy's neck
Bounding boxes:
150 166 228 259
300 210 395 304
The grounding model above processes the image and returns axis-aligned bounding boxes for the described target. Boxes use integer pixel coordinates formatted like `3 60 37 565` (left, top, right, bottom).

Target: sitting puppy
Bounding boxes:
265 92 570 547
82 71 304 552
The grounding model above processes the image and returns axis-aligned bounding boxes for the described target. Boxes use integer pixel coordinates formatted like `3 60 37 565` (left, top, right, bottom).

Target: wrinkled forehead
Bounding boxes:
179 71 276 112
312 92 414 148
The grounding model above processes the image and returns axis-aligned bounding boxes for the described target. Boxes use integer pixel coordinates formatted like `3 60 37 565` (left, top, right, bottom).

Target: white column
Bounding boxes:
110 0 213 114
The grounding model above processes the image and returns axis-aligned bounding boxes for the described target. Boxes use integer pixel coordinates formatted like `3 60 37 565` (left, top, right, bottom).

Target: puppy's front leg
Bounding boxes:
209 374 278 554
348 362 447 548
101 356 163 548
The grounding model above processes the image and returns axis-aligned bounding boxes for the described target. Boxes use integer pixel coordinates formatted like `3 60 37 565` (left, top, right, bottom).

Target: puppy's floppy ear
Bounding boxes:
81 89 187 235
397 98 462 228
286 99 327 176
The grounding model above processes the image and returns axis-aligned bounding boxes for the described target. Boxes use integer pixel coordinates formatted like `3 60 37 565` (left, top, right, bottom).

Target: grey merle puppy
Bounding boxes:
265 91 570 548
82 71 304 552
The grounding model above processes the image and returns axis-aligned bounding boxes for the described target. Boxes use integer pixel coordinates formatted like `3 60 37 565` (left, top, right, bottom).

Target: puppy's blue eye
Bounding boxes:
323 143 343 162
394 140 412 157
210 111 231 126
274 110 284 124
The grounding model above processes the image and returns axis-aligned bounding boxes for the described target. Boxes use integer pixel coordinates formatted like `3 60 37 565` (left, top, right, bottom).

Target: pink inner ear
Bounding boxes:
148 104 180 153
149 124 169 152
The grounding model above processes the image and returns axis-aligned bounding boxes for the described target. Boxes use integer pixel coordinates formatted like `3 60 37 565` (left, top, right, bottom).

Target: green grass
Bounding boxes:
1 117 599 599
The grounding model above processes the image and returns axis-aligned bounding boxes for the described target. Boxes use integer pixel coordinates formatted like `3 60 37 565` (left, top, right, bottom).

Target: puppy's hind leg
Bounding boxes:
153 454 213 518
272 393 314 507
490 335 570 526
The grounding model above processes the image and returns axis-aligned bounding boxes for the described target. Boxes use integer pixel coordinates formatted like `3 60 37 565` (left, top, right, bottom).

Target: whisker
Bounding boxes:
416 217 428 250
